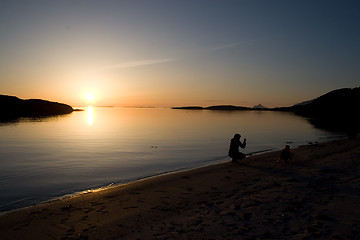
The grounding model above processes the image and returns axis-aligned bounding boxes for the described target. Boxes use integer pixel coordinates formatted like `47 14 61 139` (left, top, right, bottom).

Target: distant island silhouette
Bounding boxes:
0 94 74 121
173 87 360 136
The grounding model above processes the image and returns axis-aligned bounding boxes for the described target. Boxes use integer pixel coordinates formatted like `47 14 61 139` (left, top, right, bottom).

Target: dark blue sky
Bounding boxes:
1 0 359 107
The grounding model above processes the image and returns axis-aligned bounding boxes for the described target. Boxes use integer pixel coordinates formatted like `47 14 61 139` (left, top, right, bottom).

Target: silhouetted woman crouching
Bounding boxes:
228 133 246 162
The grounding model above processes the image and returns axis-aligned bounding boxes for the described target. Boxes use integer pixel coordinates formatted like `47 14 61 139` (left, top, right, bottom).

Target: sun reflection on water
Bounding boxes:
87 106 93 126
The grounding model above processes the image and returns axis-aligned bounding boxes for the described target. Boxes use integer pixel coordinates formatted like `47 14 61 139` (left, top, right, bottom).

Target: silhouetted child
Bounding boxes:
277 145 292 164
228 133 246 162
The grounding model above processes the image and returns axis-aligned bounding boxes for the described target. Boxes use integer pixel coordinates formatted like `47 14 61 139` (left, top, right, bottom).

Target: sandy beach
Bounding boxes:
0 138 359 239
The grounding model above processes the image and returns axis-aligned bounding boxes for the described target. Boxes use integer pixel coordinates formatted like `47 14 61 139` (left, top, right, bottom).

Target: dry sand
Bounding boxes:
1 138 359 239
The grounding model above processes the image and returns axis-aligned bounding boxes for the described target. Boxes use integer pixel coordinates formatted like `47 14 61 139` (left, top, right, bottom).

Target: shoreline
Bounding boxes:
1 138 359 239
0 145 280 215
0 156 233 217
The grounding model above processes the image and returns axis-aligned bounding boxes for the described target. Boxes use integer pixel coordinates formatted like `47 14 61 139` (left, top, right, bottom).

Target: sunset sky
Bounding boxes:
1 0 359 107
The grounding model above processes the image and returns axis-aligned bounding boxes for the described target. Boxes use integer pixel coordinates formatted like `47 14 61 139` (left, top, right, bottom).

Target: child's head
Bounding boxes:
285 145 290 150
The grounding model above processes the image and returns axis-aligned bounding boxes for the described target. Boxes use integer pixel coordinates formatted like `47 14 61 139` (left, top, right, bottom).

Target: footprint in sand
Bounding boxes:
90 202 104 206
123 206 138 209
223 176 232 181
82 225 97 232
13 222 30 231
96 206 109 214
60 218 69 224
84 208 95 213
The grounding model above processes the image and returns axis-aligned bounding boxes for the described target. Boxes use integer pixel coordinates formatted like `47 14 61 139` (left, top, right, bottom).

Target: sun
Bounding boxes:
86 93 95 103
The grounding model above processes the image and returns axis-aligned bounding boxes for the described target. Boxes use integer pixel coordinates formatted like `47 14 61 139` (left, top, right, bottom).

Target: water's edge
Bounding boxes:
0 141 335 216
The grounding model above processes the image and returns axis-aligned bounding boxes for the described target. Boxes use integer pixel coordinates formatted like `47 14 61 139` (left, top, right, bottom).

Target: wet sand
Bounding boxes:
1 138 360 239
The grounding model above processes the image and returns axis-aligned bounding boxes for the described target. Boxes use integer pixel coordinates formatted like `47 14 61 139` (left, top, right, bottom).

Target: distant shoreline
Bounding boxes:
172 105 289 111
173 87 360 135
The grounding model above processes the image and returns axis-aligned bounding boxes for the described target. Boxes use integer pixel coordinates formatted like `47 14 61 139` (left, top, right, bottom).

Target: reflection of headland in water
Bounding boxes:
0 94 74 122
173 87 360 136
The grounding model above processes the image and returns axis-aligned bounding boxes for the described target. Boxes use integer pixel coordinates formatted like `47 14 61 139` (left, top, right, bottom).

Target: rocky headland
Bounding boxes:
0 94 74 121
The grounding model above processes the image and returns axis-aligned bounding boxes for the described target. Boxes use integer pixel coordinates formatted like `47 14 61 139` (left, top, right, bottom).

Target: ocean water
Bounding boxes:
0 107 343 212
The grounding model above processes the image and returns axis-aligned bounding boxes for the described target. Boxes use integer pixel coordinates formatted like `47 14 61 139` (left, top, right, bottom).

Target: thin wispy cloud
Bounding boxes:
209 41 249 51
99 58 176 71
96 41 247 73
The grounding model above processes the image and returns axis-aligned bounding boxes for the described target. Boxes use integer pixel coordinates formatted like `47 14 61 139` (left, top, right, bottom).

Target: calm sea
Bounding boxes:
0 107 343 212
